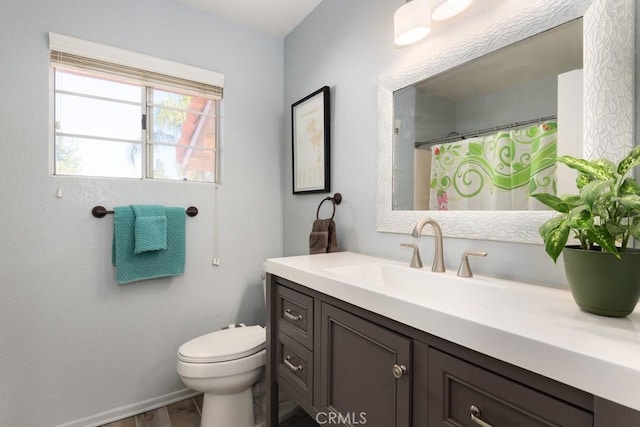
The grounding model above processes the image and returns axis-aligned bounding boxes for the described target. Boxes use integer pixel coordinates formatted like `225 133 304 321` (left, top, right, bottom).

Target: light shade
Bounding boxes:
431 0 473 21
394 0 431 47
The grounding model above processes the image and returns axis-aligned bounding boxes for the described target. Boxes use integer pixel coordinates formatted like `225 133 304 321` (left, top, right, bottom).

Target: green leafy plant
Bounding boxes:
532 146 640 262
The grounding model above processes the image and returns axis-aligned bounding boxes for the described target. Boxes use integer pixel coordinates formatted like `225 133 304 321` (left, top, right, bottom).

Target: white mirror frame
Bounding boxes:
377 0 634 243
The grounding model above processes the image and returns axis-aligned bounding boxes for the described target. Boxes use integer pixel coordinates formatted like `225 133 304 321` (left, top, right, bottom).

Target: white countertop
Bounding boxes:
265 251 640 412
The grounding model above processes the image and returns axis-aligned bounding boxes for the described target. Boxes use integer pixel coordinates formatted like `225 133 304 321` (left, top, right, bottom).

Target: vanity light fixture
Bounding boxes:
431 0 473 21
394 0 431 46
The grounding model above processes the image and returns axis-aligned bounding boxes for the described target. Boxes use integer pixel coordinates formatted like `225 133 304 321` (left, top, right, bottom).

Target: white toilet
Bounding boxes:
177 324 267 427
177 323 298 427
178 270 297 427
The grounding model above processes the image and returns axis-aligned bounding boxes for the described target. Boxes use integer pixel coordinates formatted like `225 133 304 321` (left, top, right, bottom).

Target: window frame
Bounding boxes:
49 33 224 183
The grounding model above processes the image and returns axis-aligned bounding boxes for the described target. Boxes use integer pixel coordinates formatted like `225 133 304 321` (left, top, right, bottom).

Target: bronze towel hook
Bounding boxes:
316 193 342 219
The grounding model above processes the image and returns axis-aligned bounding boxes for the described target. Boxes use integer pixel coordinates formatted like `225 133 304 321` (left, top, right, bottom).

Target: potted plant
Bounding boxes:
532 146 640 317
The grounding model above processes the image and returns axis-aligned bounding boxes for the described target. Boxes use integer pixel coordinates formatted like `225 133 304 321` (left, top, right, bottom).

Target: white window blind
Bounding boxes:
49 33 224 99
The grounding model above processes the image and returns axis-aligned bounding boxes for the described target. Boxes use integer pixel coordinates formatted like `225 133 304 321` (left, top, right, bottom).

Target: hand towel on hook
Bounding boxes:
309 197 338 254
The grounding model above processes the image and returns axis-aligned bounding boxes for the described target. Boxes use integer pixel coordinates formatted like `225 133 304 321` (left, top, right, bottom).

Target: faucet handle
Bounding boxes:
457 251 487 278
401 243 423 268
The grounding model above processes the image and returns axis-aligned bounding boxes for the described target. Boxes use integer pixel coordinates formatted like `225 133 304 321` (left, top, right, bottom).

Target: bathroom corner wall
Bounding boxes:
0 1 283 425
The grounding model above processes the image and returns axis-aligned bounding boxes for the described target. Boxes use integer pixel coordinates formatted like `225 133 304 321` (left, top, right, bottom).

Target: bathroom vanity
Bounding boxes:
265 252 640 426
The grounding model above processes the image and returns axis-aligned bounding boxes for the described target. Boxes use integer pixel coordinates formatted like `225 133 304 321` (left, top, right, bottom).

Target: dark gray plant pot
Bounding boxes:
563 246 640 317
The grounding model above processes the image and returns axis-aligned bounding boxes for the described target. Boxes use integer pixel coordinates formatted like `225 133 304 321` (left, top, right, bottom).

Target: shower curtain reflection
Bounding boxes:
428 121 557 210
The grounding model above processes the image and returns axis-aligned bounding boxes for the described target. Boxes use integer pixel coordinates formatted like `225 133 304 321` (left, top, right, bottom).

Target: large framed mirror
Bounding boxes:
377 0 634 243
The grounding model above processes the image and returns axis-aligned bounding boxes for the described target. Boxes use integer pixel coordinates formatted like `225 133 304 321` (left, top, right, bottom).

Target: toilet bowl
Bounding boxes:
177 325 266 427
177 324 297 427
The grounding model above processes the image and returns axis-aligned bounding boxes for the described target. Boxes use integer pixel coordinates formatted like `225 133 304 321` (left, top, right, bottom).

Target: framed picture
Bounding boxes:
292 86 330 194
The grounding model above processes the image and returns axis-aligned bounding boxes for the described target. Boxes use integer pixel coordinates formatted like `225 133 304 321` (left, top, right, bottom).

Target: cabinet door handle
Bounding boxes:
284 309 303 321
470 405 493 427
392 364 407 379
284 355 303 372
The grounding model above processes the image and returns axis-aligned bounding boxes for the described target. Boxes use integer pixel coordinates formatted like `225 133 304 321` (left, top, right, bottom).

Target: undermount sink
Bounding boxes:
325 262 506 295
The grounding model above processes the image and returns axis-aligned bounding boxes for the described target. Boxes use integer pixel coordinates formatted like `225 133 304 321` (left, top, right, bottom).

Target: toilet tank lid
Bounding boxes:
178 325 265 363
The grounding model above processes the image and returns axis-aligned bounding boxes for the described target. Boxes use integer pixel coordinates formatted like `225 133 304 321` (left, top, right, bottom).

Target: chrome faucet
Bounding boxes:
411 218 445 272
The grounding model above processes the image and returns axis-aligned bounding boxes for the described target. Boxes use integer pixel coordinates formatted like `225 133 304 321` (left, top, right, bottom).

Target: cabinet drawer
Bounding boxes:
276 284 313 350
428 348 593 427
276 332 313 404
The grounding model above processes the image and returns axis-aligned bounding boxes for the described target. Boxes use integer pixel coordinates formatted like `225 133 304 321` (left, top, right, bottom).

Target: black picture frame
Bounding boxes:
292 86 330 194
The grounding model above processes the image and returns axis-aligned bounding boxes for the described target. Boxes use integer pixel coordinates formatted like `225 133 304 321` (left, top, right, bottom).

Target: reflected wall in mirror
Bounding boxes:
377 0 634 243
393 19 583 211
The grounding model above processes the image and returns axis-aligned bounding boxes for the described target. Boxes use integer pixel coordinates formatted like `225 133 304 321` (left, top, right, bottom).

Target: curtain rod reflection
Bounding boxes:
414 114 557 149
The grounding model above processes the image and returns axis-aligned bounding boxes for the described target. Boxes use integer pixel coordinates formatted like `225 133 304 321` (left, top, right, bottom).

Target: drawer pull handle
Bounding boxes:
284 309 303 321
284 356 303 372
470 405 493 427
392 364 407 379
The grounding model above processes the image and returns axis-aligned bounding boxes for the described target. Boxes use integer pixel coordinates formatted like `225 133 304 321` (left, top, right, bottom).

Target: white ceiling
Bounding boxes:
177 0 324 37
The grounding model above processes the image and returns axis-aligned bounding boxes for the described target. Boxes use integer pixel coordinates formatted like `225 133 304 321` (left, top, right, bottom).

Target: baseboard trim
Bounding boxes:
54 388 201 427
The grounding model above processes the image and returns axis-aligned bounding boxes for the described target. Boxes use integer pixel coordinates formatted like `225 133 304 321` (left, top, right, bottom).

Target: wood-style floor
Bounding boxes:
100 396 202 427
100 395 318 427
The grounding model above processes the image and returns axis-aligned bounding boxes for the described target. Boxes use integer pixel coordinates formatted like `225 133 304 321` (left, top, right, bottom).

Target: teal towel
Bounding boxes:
131 205 167 254
112 206 186 285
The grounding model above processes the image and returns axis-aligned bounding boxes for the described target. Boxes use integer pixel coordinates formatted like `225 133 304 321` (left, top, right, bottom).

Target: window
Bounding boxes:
50 33 224 183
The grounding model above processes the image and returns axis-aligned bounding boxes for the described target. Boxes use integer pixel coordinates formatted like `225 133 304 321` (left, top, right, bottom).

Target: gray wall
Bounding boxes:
283 0 607 287
0 1 283 425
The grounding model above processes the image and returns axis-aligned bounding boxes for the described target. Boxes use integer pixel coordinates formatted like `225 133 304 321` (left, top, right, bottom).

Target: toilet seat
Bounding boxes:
178 325 265 363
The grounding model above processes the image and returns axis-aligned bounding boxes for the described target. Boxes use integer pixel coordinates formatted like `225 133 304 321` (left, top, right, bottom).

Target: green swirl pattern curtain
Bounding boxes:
429 122 557 210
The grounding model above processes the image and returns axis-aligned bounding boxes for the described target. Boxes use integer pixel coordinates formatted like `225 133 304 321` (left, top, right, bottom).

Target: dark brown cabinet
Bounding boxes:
320 302 411 427
266 274 640 427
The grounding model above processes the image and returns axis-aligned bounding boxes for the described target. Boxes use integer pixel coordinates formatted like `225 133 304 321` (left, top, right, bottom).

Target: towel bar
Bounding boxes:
92 205 198 218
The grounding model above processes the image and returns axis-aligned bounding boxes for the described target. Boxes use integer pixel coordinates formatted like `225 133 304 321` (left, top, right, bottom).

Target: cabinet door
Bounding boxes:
320 303 411 427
